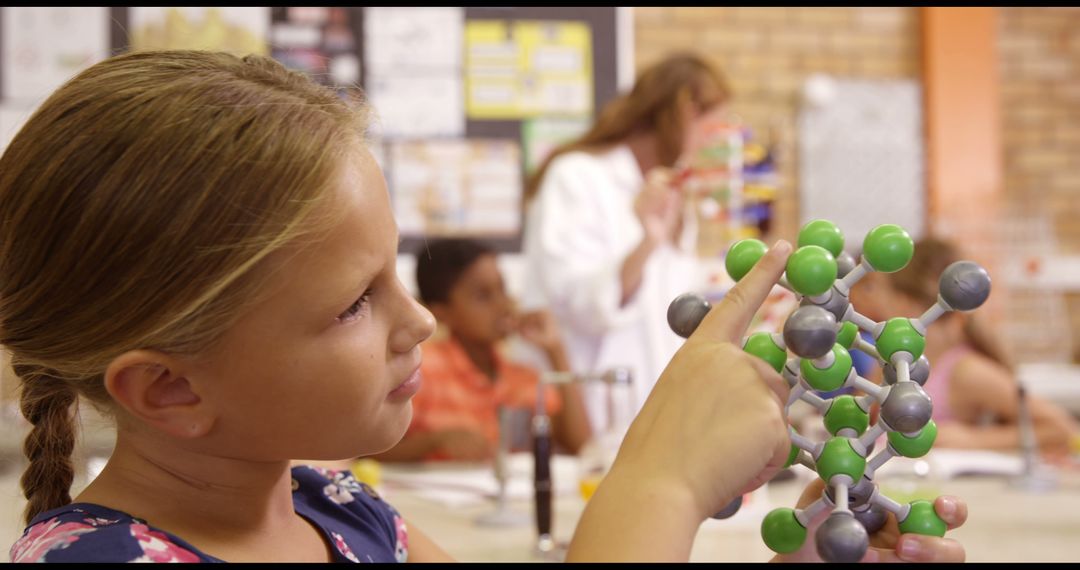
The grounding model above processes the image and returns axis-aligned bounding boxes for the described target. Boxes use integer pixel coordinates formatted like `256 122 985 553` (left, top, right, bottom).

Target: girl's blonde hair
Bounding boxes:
524 52 730 202
0 50 368 524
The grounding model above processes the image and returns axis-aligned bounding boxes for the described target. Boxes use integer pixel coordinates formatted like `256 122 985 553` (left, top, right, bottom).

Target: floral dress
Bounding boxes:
9 466 408 563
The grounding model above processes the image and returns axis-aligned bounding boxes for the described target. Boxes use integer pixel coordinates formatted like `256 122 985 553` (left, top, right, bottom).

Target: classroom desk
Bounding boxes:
377 453 1080 563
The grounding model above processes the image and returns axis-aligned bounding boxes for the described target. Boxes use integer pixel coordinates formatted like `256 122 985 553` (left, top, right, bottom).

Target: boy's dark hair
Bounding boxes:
414 238 495 306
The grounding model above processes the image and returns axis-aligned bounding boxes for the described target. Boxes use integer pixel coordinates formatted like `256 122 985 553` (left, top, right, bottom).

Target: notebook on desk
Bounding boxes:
869 449 1024 481
925 449 1024 479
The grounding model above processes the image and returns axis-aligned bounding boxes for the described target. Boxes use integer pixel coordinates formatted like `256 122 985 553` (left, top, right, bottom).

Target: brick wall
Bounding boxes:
998 8 1080 361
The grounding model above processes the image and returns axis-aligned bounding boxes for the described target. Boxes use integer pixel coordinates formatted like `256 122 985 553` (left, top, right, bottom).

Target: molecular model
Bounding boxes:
666 220 991 563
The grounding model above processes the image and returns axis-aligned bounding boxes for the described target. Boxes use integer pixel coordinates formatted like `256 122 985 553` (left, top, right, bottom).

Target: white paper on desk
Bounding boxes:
381 453 579 508
368 74 464 138
364 7 462 75
925 449 1024 479
1 7 109 102
871 449 1023 481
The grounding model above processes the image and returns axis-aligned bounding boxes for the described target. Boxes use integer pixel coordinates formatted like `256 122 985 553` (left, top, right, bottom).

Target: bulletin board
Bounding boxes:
98 6 619 254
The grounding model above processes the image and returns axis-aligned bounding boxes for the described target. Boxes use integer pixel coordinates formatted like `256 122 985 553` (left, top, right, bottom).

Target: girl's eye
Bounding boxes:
337 290 372 323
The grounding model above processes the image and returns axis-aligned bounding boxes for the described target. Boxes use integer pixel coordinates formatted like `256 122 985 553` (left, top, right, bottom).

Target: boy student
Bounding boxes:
376 238 591 462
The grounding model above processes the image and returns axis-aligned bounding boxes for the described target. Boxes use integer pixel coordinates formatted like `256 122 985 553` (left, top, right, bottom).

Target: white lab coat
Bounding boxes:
521 144 703 435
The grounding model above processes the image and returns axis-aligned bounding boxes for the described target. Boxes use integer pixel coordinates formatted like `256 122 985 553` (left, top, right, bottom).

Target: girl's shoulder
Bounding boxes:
10 504 207 563
291 465 409 563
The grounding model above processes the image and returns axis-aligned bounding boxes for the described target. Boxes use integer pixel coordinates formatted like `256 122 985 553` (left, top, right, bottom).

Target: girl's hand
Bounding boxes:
774 478 968 563
607 240 794 522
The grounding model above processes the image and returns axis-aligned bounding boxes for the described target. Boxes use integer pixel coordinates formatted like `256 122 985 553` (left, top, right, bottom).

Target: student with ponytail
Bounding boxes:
851 237 1080 458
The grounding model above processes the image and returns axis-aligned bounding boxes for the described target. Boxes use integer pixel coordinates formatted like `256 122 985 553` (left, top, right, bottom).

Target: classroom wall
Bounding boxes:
998 7 1080 360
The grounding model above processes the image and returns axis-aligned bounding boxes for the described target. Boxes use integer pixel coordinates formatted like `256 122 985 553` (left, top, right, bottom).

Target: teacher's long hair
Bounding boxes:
524 52 730 202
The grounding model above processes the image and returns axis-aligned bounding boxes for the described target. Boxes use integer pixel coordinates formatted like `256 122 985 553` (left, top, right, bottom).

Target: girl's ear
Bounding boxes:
104 350 215 438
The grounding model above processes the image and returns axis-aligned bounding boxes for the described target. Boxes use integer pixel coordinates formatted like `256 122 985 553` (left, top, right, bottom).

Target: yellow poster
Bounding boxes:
466 20 592 120
130 7 268 56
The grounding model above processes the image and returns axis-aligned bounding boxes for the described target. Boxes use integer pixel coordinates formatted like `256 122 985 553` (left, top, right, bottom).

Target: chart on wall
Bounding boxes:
797 76 925 247
464 19 593 120
390 139 521 239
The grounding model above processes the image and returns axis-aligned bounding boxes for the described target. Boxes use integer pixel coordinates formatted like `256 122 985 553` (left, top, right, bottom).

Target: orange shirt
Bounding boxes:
408 337 562 461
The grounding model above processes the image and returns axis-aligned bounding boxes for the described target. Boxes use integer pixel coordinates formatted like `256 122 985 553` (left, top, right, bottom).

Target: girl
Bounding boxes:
2 50 965 562
851 237 1080 458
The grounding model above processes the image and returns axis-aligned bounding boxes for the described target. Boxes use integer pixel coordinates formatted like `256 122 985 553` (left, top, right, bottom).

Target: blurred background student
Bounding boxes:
520 52 732 435
850 237 1080 460
375 238 591 462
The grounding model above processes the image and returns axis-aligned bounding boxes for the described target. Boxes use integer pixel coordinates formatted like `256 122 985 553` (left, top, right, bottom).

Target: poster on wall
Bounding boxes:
367 75 464 139
270 7 359 90
521 116 590 175
129 7 269 56
1 7 110 102
363 7 463 138
389 139 521 239
465 19 592 120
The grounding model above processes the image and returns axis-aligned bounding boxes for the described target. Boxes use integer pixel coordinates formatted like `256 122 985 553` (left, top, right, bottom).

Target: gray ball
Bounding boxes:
853 503 889 535
710 495 743 520
799 285 851 320
815 511 870 563
783 305 838 359
883 354 931 386
826 475 877 509
939 261 991 311
667 293 711 338
836 250 857 279
881 382 933 433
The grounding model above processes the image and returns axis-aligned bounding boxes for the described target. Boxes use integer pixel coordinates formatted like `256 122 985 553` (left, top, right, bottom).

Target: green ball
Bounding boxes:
862 224 914 273
817 437 866 483
800 345 853 392
798 219 845 257
786 245 838 297
761 507 808 554
824 395 869 436
836 321 858 349
888 420 938 458
899 500 947 537
875 318 926 363
726 239 768 282
743 332 786 373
